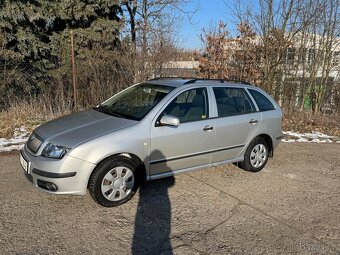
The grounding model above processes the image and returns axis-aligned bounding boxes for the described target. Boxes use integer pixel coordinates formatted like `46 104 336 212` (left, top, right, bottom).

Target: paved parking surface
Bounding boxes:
0 143 339 255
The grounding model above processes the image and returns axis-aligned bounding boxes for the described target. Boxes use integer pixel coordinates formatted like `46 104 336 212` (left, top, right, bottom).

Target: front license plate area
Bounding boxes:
20 153 29 173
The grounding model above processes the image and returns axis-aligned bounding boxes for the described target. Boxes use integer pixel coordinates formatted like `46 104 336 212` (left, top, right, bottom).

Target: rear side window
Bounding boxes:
213 87 255 117
248 89 275 111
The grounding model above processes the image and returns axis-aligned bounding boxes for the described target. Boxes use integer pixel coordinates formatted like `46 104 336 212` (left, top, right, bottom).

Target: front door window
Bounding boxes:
161 88 209 123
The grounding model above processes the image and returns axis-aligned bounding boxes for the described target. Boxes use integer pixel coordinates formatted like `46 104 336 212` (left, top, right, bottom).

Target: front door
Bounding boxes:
150 87 215 176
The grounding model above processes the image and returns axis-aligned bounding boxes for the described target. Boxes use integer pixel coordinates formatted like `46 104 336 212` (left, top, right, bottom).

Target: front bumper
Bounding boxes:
20 145 96 195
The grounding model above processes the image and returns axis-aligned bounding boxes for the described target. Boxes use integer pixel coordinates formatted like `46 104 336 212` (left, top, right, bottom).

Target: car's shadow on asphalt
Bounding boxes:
132 151 175 255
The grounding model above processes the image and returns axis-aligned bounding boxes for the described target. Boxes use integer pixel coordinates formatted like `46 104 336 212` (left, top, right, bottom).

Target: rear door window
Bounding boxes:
248 89 275 111
213 87 255 117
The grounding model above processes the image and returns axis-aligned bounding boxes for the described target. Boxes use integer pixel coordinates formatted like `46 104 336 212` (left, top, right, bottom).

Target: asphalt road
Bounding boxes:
0 143 339 255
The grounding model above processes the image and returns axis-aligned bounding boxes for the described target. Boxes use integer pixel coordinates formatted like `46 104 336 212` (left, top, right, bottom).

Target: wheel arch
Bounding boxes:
87 152 147 189
257 134 273 157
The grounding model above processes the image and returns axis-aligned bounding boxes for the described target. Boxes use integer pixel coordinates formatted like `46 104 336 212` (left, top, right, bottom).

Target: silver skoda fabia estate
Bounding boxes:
20 78 283 207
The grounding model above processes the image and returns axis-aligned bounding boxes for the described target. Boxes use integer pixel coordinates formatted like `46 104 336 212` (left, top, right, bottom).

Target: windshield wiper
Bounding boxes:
93 105 125 118
93 105 140 120
93 105 111 115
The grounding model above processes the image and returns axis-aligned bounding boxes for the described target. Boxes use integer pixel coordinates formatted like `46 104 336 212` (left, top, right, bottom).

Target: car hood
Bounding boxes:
35 109 137 148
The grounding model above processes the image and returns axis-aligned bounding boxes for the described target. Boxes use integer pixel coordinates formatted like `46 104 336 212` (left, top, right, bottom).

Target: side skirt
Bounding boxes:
147 156 244 181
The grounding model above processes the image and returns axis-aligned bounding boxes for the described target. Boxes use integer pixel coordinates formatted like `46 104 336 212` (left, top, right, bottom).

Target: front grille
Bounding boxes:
27 132 44 153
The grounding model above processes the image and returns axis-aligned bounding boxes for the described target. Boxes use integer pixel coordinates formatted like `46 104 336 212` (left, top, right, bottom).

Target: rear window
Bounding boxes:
248 89 275 111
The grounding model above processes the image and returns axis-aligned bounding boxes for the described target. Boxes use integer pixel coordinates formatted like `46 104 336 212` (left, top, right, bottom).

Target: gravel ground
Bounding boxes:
0 143 339 255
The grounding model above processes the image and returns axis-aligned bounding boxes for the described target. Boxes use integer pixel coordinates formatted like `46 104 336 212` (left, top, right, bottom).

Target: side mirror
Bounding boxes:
159 115 180 127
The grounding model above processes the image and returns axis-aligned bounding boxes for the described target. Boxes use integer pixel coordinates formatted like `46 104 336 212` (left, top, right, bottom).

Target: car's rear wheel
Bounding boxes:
89 156 140 207
239 137 269 172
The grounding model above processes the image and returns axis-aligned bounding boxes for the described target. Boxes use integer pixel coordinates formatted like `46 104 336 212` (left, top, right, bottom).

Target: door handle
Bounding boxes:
203 125 214 131
249 119 258 124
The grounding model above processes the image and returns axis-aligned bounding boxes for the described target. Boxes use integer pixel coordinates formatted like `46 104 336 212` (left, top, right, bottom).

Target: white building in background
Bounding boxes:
160 60 199 77
163 61 199 69
277 33 340 112
282 33 340 79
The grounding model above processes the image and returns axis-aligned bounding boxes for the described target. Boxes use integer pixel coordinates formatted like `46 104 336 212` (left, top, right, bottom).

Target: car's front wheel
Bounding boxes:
239 137 269 172
89 156 140 207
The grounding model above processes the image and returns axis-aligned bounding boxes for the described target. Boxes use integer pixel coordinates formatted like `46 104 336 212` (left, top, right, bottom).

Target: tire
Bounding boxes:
89 156 140 207
239 137 269 172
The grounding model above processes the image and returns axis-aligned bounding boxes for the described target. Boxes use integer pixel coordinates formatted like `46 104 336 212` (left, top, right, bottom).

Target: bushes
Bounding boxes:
283 110 340 137
0 97 70 138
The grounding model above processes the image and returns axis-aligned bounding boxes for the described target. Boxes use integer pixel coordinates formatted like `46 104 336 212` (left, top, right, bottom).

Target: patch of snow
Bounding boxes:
311 138 333 143
283 131 335 139
0 127 29 152
282 131 339 144
1 127 338 152
281 139 296 143
0 144 24 152
296 137 309 143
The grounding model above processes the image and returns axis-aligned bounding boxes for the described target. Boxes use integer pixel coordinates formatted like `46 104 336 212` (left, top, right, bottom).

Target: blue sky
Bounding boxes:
178 0 237 50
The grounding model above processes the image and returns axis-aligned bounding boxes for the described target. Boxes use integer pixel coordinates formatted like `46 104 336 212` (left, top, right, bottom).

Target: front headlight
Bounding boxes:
41 143 70 159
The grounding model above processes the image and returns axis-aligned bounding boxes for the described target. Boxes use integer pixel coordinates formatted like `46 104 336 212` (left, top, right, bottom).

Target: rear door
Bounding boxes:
149 87 216 176
211 87 261 163
247 88 282 141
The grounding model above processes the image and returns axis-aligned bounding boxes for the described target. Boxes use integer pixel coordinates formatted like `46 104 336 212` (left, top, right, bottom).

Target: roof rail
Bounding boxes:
148 77 254 86
148 77 188 81
183 78 253 85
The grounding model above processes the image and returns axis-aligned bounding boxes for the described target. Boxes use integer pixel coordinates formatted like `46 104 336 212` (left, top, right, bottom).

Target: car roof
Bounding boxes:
146 78 256 89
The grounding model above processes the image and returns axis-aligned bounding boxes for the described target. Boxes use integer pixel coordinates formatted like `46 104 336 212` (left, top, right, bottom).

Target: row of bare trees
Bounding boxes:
197 0 340 114
2 0 339 114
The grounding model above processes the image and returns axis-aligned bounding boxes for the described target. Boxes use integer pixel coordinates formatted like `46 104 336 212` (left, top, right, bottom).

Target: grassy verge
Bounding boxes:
0 99 71 138
283 111 340 137
1 102 340 139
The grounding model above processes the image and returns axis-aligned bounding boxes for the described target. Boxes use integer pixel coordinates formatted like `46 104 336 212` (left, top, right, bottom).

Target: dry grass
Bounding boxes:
283 110 340 137
0 98 71 138
1 101 340 139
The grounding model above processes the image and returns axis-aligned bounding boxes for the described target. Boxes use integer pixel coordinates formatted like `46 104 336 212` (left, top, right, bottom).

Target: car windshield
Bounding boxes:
94 83 174 120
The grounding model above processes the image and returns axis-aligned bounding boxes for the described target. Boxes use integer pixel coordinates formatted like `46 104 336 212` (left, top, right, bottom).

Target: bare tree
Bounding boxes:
231 22 262 84
226 0 340 114
122 0 196 80
196 21 262 83
196 21 231 79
